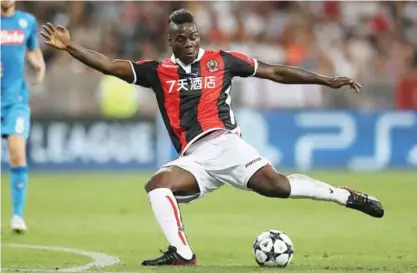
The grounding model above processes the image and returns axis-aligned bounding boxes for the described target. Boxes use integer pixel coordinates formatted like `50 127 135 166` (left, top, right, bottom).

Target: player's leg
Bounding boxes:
143 166 197 265
3 105 31 232
207 132 384 218
247 166 384 218
142 156 218 266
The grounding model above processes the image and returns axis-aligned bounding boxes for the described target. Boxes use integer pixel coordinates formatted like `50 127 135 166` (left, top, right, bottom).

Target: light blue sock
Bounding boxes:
10 166 28 217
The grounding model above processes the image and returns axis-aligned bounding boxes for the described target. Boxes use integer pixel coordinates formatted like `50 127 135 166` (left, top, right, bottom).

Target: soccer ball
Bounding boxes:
252 230 294 267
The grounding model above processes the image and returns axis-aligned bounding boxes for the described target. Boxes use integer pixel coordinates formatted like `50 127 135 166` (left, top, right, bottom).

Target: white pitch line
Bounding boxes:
2 270 139 273
1 269 57 272
2 243 120 272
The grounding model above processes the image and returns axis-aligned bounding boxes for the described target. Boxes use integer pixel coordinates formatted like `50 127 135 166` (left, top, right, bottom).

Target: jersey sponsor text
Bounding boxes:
0 30 25 45
166 76 216 93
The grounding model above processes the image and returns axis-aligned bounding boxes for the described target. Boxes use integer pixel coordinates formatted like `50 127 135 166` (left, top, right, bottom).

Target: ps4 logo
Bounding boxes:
235 110 417 171
294 112 417 171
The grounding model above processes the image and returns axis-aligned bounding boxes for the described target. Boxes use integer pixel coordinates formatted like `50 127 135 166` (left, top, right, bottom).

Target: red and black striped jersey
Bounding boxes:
129 49 258 155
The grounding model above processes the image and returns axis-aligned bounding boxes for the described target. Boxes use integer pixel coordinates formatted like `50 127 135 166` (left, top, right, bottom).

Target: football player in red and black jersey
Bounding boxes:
41 9 383 266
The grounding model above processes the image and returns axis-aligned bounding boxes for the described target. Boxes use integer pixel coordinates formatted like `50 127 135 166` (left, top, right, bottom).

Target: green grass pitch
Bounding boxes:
1 171 417 273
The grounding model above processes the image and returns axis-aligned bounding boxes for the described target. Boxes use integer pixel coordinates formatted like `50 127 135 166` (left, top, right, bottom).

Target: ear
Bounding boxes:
167 34 172 47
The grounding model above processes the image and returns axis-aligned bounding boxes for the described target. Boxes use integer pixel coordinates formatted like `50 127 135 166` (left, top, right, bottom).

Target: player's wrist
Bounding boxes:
320 76 333 87
65 40 76 51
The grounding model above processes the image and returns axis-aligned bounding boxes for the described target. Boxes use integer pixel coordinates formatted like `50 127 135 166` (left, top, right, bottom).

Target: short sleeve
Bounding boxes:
129 60 158 88
221 50 258 78
26 16 38 50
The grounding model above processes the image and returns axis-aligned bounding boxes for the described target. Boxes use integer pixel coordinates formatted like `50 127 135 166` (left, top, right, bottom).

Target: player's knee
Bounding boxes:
263 171 291 198
145 167 174 193
248 166 290 198
145 166 200 196
8 150 26 166
8 144 26 167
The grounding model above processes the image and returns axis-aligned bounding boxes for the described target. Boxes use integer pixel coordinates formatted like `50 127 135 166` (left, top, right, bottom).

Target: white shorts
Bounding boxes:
161 130 269 203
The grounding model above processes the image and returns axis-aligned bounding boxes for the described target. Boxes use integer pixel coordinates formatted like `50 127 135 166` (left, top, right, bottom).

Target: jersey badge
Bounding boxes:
18 19 28 29
206 59 219 72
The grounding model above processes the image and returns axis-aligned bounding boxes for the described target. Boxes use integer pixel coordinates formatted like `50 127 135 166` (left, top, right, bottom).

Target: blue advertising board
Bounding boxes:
1 118 157 171
2 111 416 171
233 109 417 171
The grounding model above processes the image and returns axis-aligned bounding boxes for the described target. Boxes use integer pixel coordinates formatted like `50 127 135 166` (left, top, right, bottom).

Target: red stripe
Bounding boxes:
157 63 187 150
178 230 187 246
227 51 255 67
180 132 187 150
166 195 187 246
136 60 152 64
198 53 225 130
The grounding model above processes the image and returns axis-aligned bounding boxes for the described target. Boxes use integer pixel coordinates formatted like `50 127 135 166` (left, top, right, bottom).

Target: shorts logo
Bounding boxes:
245 157 262 168
206 59 219 72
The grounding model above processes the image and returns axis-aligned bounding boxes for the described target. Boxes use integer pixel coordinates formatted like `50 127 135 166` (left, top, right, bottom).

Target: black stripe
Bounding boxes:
152 63 181 153
219 53 238 130
177 63 203 144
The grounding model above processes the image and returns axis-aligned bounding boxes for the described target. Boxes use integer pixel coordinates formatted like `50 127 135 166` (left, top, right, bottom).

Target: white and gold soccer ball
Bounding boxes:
253 229 294 267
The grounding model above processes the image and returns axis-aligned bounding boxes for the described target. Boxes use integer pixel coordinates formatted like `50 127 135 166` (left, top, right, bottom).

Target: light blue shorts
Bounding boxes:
1 104 31 139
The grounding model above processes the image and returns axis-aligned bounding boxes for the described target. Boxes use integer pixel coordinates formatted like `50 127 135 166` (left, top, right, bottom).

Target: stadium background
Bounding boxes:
1 2 417 272
1 1 417 172
2 1 417 171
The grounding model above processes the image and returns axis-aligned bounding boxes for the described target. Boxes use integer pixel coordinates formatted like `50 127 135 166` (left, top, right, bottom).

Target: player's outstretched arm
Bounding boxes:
254 60 361 93
26 48 46 84
40 23 134 83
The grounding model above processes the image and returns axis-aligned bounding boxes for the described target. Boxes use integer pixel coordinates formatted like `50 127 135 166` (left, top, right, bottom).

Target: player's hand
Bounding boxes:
40 23 71 50
328 77 362 93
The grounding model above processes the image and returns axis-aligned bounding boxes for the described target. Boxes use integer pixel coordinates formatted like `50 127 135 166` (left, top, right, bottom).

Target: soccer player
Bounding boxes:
41 9 383 265
1 0 45 233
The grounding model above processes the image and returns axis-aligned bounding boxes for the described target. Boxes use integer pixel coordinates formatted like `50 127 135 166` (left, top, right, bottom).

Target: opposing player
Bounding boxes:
1 0 45 233
41 9 383 265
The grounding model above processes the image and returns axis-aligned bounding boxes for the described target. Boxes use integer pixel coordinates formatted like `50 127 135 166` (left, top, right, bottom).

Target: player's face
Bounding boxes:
168 23 200 65
1 0 15 9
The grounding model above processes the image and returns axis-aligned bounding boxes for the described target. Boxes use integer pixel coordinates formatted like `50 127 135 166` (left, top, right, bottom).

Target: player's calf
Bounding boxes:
248 166 349 204
143 166 200 265
7 135 29 232
248 166 384 218
247 166 291 198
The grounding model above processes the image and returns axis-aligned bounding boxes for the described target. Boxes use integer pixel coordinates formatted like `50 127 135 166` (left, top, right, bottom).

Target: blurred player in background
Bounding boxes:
41 9 383 266
1 0 45 233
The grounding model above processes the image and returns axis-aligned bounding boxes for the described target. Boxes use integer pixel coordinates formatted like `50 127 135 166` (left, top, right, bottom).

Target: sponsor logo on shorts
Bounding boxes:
245 157 262 168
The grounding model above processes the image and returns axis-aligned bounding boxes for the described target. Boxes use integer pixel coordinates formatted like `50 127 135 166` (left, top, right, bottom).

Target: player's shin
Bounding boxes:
287 174 350 205
148 188 194 259
10 166 28 217
8 136 29 218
